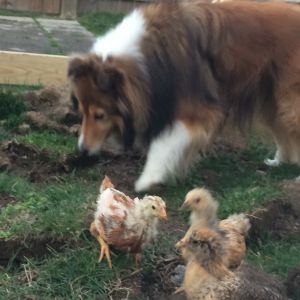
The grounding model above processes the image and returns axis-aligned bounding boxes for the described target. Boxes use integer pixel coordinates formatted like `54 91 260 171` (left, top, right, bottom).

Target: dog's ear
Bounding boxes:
117 98 135 150
68 55 91 78
95 65 123 94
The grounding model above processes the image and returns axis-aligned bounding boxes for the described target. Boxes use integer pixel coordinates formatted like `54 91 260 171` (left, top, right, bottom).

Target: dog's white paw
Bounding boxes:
264 158 280 167
134 175 162 192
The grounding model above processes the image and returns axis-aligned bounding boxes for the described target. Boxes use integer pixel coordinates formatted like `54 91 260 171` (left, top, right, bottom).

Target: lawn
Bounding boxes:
0 84 299 299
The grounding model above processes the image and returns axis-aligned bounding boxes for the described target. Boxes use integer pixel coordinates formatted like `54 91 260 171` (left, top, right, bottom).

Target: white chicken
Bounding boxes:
90 176 167 269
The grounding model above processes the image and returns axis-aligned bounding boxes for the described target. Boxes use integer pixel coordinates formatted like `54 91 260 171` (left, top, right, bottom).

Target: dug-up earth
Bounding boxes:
0 86 300 299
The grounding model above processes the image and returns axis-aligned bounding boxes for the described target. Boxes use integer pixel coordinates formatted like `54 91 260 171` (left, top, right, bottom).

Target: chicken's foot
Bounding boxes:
96 235 112 269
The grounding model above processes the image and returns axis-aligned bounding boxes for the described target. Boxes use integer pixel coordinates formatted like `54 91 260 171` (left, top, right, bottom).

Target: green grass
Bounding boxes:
0 92 26 119
0 84 42 94
19 131 77 158
0 8 42 18
247 235 300 277
79 11 124 36
0 241 136 300
0 173 97 239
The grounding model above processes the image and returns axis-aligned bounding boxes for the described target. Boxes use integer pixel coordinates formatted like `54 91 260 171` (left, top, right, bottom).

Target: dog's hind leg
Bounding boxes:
264 125 291 167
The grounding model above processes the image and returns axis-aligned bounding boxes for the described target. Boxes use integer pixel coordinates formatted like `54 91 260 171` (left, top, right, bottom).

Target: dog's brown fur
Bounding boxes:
69 1 300 190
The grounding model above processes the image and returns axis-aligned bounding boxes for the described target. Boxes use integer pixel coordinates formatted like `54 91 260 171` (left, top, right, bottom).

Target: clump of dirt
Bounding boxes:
0 236 68 265
140 257 184 299
109 257 186 300
0 140 65 182
285 265 300 300
25 111 70 134
0 192 17 209
94 151 144 196
23 86 80 134
24 86 69 118
0 140 143 185
249 181 300 242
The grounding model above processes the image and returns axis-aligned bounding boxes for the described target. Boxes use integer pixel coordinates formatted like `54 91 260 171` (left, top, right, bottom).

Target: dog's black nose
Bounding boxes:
78 141 88 154
80 149 89 157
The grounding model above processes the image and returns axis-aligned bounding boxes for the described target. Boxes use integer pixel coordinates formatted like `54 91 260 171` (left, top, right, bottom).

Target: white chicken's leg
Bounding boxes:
135 121 195 192
90 222 112 269
133 253 142 268
96 235 112 269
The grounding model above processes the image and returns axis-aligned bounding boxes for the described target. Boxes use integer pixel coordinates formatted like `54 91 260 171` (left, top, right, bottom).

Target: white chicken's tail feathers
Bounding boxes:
221 213 251 236
100 175 115 193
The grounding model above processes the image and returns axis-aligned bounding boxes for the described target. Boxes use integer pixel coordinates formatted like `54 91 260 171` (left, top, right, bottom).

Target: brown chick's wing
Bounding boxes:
100 175 115 193
219 214 251 237
219 214 251 269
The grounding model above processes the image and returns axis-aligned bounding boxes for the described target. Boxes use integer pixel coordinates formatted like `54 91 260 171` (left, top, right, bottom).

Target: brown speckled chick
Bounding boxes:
176 227 288 300
182 188 250 269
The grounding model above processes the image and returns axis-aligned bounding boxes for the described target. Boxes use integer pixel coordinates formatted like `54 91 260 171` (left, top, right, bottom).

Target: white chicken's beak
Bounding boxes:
159 208 168 220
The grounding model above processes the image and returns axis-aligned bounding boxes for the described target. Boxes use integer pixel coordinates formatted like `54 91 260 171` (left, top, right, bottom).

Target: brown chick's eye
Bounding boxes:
195 198 201 203
94 113 105 121
191 238 199 245
152 205 156 210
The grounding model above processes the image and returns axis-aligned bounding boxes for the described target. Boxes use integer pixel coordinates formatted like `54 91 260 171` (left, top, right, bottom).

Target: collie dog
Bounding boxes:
68 1 300 192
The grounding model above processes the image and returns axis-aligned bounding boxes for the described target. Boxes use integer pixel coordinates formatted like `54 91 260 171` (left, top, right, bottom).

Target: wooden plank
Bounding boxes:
0 0 61 15
78 0 146 14
61 0 77 19
0 51 68 86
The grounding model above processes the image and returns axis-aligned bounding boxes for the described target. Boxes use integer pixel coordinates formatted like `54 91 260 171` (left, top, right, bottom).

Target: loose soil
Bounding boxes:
0 235 69 265
0 192 17 209
0 140 143 185
0 140 67 182
249 181 300 242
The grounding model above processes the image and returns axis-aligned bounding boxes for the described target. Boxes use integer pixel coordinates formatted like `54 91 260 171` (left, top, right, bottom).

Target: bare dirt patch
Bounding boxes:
249 181 300 242
0 140 65 182
0 139 144 190
286 265 300 300
22 86 80 135
0 192 17 209
0 236 68 265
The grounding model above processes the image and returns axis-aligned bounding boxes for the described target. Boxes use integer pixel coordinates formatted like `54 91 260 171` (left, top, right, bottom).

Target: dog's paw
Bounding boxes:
264 158 280 167
134 175 163 192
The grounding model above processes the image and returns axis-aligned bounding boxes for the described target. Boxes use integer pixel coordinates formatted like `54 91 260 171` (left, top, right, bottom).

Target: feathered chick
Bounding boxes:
90 176 167 269
181 188 250 269
176 227 288 300
182 188 219 228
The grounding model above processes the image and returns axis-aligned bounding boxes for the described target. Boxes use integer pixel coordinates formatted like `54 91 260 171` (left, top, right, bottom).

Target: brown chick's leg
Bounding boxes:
96 235 112 269
133 253 142 268
174 286 185 295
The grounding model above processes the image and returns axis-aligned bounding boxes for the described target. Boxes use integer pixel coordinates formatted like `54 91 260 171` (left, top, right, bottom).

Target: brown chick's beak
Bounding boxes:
175 239 185 249
159 208 168 220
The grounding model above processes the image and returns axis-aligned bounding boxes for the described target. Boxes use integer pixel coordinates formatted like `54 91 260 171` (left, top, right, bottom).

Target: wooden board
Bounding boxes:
0 51 68 86
0 0 61 15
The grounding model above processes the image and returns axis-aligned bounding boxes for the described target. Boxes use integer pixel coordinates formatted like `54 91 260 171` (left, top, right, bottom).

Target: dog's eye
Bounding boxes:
71 94 79 112
94 112 105 121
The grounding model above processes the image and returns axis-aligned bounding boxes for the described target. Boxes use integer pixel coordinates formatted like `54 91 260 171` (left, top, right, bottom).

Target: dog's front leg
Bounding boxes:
134 121 197 192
